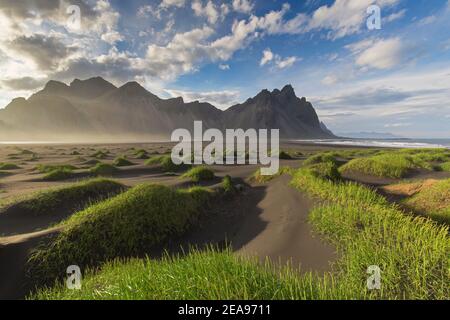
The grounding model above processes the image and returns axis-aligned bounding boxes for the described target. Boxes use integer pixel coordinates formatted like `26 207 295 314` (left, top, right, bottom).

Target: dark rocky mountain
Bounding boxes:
0 77 334 141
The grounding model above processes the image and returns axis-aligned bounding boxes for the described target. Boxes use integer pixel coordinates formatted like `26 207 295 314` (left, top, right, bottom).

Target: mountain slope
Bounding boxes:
0 78 334 141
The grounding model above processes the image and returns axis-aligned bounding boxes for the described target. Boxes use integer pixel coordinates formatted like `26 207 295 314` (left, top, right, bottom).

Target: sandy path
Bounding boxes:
173 175 336 273
234 175 336 272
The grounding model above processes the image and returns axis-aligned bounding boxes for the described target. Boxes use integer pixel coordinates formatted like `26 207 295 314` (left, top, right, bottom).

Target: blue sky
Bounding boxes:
0 0 449 138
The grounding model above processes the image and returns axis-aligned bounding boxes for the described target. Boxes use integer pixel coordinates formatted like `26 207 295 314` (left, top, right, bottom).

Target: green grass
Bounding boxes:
340 153 429 178
291 166 449 299
42 168 75 181
90 163 119 176
32 249 327 300
90 150 109 159
403 179 450 225
305 162 341 181
250 167 293 183
27 184 212 287
181 166 215 182
134 149 149 159
0 179 125 217
440 162 450 172
303 153 337 166
35 164 77 174
145 155 189 172
113 157 134 167
222 175 235 194
30 167 449 300
0 163 20 170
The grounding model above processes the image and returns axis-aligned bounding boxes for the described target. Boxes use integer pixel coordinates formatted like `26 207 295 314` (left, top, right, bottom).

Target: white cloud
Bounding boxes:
260 49 274 66
349 37 406 70
418 15 437 26
307 0 401 39
322 75 338 85
385 9 406 23
219 64 230 70
101 31 124 44
384 122 412 128
232 0 254 14
166 89 240 109
260 48 299 69
160 0 186 9
276 56 298 69
192 0 219 24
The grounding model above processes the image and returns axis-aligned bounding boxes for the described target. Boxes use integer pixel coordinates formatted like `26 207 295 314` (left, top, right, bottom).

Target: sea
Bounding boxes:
294 138 450 149
1 138 450 149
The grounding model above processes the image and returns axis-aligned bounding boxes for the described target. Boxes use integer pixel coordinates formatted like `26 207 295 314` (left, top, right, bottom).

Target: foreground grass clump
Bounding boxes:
43 168 75 181
32 249 326 300
90 163 119 176
0 179 125 216
113 157 134 167
291 167 449 299
403 179 450 225
181 166 215 182
145 155 189 172
27 184 212 286
340 153 428 178
0 162 20 170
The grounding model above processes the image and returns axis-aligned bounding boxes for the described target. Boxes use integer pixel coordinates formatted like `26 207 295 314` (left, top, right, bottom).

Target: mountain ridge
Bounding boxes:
0 77 334 141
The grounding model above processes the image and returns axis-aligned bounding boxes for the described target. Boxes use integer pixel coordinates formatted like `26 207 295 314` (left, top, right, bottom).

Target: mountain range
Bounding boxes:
0 77 334 142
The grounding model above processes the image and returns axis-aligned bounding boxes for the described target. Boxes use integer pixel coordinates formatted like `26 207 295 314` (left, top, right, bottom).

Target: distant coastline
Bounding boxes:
294 138 450 149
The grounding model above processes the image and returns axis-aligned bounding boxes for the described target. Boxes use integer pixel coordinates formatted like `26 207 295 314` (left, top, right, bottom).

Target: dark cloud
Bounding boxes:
53 55 143 85
0 77 47 90
7 34 76 70
0 0 96 21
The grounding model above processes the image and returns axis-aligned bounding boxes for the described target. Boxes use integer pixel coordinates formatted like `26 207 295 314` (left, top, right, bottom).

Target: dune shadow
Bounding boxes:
147 181 268 259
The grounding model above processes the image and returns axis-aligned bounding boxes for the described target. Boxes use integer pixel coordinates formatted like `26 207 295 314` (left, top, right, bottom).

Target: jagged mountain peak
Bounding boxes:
43 80 69 93
70 77 116 89
118 81 151 95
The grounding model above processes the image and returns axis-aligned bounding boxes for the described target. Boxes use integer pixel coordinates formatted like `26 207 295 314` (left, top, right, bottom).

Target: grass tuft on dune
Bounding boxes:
42 168 75 181
402 179 450 225
340 153 430 178
181 166 215 182
35 164 77 174
0 162 21 170
27 184 212 287
113 157 134 167
0 178 125 216
303 153 338 166
90 163 119 176
145 155 189 172
440 162 450 172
